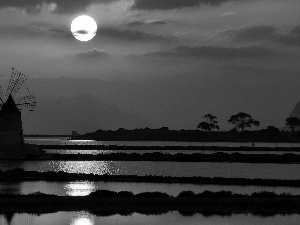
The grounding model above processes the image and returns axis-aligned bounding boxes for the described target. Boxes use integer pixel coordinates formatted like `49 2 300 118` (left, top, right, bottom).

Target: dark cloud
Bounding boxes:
273 25 300 47
0 25 72 40
225 25 300 47
131 0 236 10
30 26 72 38
99 27 170 42
142 44 273 59
127 21 145 26
76 48 111 58
31 26 68 34
75 30 90 35
230 26 276 42
127 20 169 27
0 0 116 14
291 25 300 35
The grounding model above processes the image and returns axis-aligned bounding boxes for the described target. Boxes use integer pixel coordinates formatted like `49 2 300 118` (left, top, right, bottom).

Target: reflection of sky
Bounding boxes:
71 211 94 225
64 181 96 196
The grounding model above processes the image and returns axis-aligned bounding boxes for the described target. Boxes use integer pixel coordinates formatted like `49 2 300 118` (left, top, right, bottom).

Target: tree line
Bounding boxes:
197 112 300 133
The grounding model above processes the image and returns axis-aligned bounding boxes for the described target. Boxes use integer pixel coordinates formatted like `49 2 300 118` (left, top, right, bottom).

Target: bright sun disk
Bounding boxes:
71 15 97 42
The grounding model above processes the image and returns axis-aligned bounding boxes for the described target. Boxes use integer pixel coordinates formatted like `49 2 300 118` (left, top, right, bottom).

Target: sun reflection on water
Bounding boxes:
71 211 94 225
53 161 112 174
46 150 111 155
64 181 97 196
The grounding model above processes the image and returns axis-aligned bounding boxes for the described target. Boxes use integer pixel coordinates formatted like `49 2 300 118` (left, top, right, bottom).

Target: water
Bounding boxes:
1 180 300 196
1 211 299 225
1 161 300 180
25 137 300 148
2 138 299 224
45 149 300 155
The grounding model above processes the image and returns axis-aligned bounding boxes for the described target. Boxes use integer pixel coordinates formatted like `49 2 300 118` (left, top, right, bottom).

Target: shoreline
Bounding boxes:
41 145 300 151
1 195 300 214
45 152 300 164
3 150 300 164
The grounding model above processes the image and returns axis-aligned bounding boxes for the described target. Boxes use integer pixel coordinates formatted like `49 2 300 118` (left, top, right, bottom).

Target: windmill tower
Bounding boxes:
0 68 38 156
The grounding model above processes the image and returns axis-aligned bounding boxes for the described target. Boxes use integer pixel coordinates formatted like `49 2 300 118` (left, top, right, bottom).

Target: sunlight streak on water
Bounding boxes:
47 150 111 155
64 181 96 196
52 161 112 175
70 211 94 225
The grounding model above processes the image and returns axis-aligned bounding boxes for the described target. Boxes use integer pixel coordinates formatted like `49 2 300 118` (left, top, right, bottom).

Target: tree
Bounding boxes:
197 114 219 132
285 117 300 132
228 112 260 132
265 126 280 143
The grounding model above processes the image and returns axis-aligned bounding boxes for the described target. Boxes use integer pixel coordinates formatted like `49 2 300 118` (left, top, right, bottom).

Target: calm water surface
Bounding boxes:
1 211 300 225
26 138 300 155
25 137 300 148
45 149 300 155
1 180 300 196
1 161 300 180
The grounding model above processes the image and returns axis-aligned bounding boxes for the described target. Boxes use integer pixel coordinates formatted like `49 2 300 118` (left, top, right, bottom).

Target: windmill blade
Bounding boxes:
5 70 19 96
10 73 27 97
0 86 3 103
14 94 35 104
16 102 37 111
5 70 27 97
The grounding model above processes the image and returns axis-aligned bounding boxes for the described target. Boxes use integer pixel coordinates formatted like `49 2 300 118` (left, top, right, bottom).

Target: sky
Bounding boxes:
0 0 300 131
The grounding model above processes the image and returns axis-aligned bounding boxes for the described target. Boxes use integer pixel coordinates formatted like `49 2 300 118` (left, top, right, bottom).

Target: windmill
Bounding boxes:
0 68 36 112
0 68 37 148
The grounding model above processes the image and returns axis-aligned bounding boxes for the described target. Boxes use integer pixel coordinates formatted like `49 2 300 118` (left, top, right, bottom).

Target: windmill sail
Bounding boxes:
0 86 3 104
14 94 35 104
5 70 27 97
1 68 36 112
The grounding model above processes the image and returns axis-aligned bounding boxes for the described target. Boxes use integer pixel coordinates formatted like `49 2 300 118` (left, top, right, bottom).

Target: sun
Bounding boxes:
71 15 97 42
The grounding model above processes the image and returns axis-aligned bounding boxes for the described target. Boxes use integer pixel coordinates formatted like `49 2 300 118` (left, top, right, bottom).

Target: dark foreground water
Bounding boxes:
0 180 300 196
1 160 300 180
1 211 300 225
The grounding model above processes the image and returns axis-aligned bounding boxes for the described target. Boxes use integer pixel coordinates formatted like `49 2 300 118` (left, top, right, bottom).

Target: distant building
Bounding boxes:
72 130 80 137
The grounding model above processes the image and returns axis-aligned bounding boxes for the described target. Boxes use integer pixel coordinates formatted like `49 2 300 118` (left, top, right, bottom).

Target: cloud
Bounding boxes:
131 0 236 10
291 25 300 35
0 25 72 40
127 20 169 27
273 25 300 47
76 30 89 35
28 26 72 39
76 48 111 58
99 27 171 42
142 44 273 59
0 0 116 14
224 25 300 47
229 26 276 42
31 26 70 35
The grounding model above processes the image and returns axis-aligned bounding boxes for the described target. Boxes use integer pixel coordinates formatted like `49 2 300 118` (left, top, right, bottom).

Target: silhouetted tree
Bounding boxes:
286 117 300 132
228 112 260 132
266 126 280 135
197 114 219 132
265 126 280 142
